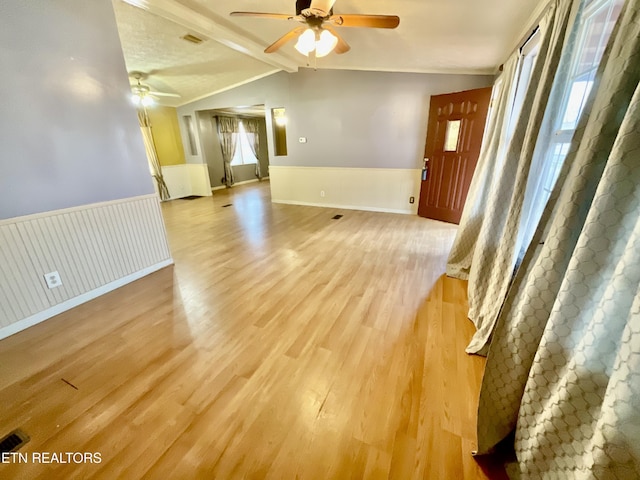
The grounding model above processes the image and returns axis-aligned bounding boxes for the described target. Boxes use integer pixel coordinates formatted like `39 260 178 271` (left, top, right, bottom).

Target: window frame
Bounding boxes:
542 0 623 194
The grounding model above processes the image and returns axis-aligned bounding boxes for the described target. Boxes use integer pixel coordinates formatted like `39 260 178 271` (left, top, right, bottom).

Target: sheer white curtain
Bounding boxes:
476 2 640 475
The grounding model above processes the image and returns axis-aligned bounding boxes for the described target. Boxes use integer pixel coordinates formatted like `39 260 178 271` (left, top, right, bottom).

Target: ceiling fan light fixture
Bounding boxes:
141 95 154 107
131 92 154 107
315 29 338 57
295 28 316 55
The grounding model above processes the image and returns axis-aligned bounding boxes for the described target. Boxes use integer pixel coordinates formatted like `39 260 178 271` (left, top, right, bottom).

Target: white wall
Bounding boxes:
161 164 212 199
0 196 172 340
0 0 172 338
177 68 493 213
0 0 154 219
270 166 422 215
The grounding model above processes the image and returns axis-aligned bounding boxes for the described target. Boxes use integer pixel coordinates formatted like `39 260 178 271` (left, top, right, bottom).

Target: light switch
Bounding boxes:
299 137 307 143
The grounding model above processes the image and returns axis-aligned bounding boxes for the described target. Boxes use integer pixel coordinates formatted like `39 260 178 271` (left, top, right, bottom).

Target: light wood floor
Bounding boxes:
0 182 504 479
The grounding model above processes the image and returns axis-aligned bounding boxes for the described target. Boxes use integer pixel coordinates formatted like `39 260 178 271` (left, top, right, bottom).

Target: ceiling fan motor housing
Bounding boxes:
296 0 334 17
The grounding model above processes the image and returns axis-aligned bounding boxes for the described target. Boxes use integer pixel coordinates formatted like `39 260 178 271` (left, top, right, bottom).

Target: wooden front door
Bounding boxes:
418 87 492 224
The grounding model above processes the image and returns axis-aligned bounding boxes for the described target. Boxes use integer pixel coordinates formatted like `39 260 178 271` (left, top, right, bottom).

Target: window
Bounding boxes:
230 121 258 166
517 0 624 259
540 0 623 194
444 120 462 151
509 30 541 142
491 29 542 175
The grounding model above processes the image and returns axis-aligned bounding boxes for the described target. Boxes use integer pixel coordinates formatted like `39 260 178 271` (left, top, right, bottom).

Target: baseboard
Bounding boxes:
234 178 260 186
0 259 173 341
212 177 269 191
272 199 414 215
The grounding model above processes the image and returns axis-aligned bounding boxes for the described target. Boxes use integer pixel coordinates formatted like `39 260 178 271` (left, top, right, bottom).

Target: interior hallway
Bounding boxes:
0 182 504 479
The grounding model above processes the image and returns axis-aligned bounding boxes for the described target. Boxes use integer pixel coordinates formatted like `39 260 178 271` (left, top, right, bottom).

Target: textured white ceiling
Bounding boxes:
113 0 544 106
112 1 278 106
204 0 542 72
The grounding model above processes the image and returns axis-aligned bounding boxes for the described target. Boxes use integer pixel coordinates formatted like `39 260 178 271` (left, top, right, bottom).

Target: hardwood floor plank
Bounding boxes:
0 182 504 479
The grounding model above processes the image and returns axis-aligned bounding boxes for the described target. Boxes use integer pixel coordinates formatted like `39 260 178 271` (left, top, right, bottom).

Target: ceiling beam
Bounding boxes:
121 0 300 73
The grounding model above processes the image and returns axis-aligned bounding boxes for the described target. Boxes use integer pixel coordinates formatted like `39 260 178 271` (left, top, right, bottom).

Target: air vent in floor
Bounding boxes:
0 429 30 453
332 215 343 220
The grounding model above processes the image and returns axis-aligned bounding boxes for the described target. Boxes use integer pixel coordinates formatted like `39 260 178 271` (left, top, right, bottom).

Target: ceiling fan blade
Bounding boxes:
330 14 400 29
265 26 306 53
149 91 181 98
324 26 350 54
230 12 294 21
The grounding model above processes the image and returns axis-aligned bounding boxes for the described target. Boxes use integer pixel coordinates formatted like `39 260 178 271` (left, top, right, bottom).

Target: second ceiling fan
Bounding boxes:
231 0 400 58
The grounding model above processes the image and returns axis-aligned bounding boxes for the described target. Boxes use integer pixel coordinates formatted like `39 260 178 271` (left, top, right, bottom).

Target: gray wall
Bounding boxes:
177 68 493 171
0 0 154 219
197 114 270 188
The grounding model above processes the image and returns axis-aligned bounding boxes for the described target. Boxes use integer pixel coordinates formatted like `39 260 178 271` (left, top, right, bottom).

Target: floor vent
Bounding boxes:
222 204 233 208
332 215 343 220
0 429 30 453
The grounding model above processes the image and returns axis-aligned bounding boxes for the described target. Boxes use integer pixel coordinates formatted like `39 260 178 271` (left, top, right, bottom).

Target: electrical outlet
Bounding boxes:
409 196 415 204
320 190 325 198
44 271 62 289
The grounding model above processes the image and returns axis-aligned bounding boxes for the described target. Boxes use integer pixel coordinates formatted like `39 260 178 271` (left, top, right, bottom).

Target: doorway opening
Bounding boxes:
196 105 270 191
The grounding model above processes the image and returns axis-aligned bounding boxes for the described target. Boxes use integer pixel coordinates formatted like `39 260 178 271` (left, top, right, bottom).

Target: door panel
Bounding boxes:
418 87 492 224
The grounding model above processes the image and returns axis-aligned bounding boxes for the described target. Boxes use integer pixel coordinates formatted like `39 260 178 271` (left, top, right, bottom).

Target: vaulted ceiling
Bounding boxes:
113 0 545 106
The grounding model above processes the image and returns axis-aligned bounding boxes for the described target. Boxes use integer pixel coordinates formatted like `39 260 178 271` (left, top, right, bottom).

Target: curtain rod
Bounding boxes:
498 22 543 72
520 25 541 52
212 114 264 121
498 0 552 71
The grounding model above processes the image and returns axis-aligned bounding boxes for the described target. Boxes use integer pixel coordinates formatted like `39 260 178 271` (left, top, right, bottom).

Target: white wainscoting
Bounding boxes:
269 166 422 214
161 164 212 200
0 194 173 339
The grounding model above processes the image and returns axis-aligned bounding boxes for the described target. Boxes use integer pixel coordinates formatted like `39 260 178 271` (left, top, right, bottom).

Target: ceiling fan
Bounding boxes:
129 72 180 106
230 0 400 58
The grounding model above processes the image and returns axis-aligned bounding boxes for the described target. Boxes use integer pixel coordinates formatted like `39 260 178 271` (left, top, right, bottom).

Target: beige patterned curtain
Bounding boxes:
216 116 239 187
477 1 640 477
137 109 170 200
457 0 576 355
243 118 262 179
446 51 521 279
